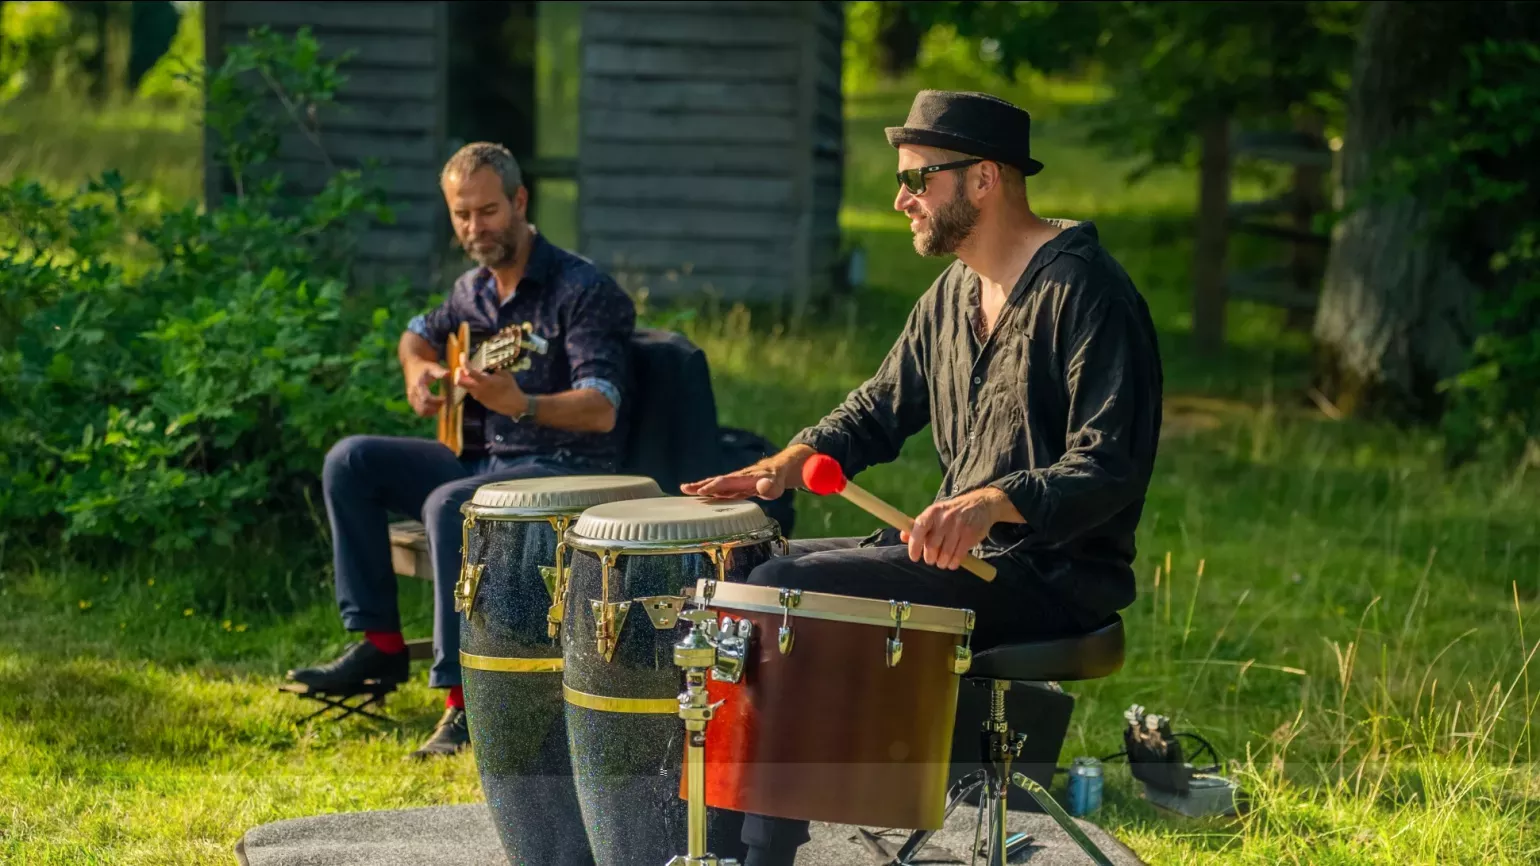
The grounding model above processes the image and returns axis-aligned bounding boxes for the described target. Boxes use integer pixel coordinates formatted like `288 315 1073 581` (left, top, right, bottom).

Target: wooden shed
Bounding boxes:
202 1 844 313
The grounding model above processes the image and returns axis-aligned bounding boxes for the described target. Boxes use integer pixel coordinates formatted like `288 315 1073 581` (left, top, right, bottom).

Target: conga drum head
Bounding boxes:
693 579 976 831
467 474 662 518
457 474 660 866
567 496 779 549
561 497 782 866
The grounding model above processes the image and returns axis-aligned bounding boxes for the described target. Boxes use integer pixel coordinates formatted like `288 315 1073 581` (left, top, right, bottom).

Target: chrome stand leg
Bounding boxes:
893 772 986 865
1010 772 1116 866
667 611 737 866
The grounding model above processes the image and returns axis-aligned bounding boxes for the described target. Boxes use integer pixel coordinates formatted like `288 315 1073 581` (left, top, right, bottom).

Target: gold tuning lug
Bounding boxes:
455 563 485 616
591 600 631 663
639 595 690 630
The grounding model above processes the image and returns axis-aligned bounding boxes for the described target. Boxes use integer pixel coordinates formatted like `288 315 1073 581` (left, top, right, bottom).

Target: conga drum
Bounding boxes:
561 497 782 866
457 475 662 866
691 578 976 830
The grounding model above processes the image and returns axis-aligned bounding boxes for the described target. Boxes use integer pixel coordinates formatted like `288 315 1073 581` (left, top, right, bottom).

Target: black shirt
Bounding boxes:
408 229 636 469
790 220 1163 624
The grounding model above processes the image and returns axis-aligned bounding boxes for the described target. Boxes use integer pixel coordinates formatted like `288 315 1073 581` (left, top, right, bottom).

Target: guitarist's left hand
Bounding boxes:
456 362 529 419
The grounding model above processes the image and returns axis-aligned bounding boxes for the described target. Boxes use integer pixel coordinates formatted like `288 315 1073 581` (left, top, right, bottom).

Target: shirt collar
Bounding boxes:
474 227 558 305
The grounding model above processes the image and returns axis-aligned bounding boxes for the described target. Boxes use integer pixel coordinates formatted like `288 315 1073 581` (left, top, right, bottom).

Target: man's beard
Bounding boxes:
464 224 523 268
913 184 979 257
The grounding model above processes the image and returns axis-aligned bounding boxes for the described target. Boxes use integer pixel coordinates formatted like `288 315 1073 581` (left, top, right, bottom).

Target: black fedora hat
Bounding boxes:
885 89 1044 177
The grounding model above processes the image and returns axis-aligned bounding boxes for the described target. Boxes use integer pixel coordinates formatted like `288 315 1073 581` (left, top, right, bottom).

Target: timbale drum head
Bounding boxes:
466 475 662 517
568 496 776 546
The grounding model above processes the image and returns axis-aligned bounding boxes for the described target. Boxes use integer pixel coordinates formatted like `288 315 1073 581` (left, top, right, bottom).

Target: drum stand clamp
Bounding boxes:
667 608 745 866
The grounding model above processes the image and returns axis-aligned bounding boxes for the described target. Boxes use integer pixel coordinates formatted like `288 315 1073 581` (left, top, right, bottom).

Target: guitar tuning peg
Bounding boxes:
514 357 533 373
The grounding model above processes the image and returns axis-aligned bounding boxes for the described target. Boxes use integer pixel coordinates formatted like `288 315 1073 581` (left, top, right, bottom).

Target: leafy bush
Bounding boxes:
1381 40 1540 468
0 26 426 552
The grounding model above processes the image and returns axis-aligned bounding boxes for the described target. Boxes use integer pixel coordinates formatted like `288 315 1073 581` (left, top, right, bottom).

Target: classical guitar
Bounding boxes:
437 321 550 459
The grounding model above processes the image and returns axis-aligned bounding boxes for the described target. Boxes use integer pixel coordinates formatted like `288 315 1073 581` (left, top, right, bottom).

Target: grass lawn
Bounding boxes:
3 74 1539 865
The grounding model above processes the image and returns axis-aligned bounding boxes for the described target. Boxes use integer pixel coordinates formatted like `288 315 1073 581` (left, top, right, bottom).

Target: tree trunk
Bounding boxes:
876 3 921 77
1193 114 1231 355
1312 2 1515 420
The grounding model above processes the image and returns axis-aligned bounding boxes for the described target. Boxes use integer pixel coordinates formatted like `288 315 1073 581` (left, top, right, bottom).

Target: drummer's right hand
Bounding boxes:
681 446 814 501
408 362 448 417
681 466 782 501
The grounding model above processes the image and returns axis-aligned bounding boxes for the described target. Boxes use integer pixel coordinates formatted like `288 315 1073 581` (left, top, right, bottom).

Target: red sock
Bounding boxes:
446 685 465 710
365 631 406 654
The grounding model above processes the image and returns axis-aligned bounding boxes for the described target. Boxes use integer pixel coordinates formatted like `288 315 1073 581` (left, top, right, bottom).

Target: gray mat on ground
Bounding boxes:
236 802 1147 865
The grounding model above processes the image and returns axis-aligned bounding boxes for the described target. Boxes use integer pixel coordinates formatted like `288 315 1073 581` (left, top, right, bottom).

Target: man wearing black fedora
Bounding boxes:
682 89 1164 864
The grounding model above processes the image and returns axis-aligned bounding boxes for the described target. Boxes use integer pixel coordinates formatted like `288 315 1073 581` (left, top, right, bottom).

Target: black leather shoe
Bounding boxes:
408 707 470 759
286 640 410 692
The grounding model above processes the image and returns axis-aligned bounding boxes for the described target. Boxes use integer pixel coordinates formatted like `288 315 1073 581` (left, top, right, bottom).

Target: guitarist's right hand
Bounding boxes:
407 362 448 417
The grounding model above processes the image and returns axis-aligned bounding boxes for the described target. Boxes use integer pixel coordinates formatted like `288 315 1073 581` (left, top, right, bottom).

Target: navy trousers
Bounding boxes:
320 435 595 688
735 531 1096 864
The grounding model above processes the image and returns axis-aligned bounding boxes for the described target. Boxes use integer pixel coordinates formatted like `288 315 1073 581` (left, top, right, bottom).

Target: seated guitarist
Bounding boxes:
286 142 636 759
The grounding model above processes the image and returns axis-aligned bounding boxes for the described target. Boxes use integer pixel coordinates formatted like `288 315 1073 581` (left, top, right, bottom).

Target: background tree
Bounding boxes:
906 1 1361 354
1313 0 1540 441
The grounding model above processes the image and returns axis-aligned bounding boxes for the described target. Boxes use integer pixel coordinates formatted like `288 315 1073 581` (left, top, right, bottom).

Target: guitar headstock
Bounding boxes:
482 321 549 373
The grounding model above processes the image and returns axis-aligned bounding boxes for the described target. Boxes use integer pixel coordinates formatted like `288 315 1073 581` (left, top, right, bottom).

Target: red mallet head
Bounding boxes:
801 454 847 496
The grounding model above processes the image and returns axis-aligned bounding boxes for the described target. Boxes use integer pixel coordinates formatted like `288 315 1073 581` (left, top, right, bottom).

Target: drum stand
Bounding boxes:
893 681 1114 866
667 609 742 866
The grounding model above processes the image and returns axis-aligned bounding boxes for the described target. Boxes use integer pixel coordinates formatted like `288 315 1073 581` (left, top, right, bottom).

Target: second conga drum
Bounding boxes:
457 475 661 866
561 497 782 866
692 579 976 830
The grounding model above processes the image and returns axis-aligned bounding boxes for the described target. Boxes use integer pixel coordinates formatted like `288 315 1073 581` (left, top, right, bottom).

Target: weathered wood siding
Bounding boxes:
203 1 448 288
577 0 844 311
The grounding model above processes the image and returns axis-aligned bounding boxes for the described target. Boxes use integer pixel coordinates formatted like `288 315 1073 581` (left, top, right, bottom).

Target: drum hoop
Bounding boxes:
459 651 563 673
461 502 593 521
695 579 973 635
562 523 782 556
561 683 680 715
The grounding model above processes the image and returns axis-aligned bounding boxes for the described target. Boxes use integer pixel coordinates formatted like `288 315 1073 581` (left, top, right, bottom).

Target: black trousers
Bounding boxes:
320 435 596 688
735 530 1093 865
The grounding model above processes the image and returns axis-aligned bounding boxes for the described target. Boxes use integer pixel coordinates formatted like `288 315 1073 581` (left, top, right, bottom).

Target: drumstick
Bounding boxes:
800 454 997 582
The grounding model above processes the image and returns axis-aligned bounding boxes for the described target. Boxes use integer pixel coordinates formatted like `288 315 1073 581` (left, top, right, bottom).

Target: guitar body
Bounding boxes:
436 321 548 460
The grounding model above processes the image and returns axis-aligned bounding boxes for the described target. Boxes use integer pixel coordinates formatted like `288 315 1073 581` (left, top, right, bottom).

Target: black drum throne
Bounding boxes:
894 615 1128 866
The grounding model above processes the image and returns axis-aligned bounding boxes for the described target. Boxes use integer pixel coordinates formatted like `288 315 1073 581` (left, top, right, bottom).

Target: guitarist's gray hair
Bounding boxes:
441 142 523 199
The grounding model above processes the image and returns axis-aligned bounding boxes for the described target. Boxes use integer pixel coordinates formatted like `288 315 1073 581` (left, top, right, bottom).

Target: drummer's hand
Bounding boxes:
901 487 1017 571
681 445 814 501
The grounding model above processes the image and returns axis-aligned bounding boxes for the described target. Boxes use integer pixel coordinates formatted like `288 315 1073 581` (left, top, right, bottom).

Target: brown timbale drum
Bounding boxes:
690 578 976 830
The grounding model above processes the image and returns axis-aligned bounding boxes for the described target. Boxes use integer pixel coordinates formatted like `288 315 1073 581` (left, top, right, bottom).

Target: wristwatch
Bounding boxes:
515 394 537 423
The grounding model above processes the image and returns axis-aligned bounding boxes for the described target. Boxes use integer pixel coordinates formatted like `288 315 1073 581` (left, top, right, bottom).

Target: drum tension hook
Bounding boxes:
777 588 802 655
887 600 912 668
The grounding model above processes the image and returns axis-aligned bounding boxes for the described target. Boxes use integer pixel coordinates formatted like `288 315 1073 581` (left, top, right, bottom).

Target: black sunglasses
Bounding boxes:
896 158 983 195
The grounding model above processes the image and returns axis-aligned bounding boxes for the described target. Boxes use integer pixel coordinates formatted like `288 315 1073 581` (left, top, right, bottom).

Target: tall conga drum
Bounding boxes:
457 475 662 866
561 497 782 866
692 578 975 830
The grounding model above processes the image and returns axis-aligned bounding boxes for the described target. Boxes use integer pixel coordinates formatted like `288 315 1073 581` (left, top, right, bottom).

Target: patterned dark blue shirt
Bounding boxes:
407 229 635 469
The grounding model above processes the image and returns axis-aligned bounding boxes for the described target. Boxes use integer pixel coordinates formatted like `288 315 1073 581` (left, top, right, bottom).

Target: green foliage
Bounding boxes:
1378 40 1540 467
0 0 73 101
0 26 424 552
905 2 1362 181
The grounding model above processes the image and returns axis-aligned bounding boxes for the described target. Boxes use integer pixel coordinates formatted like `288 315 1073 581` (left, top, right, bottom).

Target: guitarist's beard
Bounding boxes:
464 223 525 269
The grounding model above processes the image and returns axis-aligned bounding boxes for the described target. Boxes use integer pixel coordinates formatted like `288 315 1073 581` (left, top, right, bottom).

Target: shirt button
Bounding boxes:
973 376 982 385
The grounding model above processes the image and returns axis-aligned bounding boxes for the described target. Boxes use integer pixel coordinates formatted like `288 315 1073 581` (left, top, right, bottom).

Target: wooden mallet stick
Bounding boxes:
801 454 997 582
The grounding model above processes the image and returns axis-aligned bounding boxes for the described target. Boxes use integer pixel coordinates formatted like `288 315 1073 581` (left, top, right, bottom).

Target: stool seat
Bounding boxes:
968 615 1125 682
